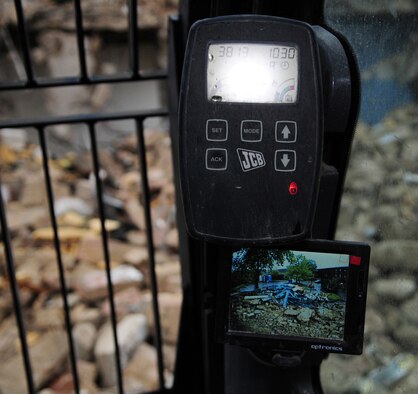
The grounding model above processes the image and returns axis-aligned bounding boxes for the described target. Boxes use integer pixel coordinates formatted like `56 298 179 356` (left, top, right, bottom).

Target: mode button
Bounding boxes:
241 120 262 142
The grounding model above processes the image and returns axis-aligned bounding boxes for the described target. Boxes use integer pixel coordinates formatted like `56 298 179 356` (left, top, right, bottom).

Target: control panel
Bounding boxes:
179 15 350 244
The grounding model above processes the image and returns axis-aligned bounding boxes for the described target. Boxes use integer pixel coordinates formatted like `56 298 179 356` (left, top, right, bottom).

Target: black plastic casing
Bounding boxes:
215 239 370 355
179 16 323 244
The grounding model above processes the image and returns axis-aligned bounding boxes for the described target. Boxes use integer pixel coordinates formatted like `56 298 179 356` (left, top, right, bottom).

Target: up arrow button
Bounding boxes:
282 125 291 140
275 121 297 143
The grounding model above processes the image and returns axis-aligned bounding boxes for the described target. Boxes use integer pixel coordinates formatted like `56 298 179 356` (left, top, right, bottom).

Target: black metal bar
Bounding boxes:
37 126 81 394
13 0 35 83
88 122 125 394
0 108 168 129
135 119 166 389
128 0 140 76
73 0 89 80
0 70 167 91
0 181 35 394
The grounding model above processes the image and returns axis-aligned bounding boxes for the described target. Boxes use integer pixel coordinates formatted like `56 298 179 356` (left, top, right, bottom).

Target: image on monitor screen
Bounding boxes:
229 248 350 341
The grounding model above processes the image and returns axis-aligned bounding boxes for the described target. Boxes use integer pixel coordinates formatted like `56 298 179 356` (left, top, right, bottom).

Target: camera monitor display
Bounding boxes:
218 240 370 354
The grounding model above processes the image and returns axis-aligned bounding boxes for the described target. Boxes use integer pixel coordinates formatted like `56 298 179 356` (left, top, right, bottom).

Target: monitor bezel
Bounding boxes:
215 239 370 355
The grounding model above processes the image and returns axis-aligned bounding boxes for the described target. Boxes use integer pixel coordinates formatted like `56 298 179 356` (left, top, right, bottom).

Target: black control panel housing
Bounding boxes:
179 15 325 244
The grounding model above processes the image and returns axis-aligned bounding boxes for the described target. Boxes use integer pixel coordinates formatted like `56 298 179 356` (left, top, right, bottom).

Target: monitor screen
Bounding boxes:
207 43 299 103
229 248 352 341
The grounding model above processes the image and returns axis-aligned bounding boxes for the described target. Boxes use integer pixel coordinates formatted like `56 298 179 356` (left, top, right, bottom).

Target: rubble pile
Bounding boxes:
321 104 418 393
0 126 181 394
1 106 417 394
231 289 345 340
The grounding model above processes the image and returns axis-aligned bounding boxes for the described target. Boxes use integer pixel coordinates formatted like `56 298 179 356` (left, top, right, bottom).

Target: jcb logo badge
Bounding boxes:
237 148 266 172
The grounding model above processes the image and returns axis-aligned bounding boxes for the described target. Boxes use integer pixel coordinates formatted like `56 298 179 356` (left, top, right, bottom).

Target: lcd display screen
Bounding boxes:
207 43 299 103
229 248 353 341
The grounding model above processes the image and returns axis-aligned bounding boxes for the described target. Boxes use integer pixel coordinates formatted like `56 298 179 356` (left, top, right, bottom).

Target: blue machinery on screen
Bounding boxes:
229 249 353 341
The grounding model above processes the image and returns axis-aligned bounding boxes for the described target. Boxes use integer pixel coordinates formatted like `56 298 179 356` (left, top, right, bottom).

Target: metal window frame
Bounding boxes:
0 1 172 394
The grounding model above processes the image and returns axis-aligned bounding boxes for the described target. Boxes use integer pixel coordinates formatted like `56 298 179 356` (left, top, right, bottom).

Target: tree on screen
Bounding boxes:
284 254 317 283
232 249 294 290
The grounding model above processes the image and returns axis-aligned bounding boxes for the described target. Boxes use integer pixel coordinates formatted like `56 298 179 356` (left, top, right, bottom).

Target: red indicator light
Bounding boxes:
289 181 298 195
350 255 362 266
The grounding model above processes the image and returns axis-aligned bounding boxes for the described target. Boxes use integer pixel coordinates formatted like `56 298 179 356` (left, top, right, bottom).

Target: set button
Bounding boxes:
206 119 228 141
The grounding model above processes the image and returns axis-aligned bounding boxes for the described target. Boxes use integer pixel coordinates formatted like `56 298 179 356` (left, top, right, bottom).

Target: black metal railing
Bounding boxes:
0 0 172 393
2 0 166 91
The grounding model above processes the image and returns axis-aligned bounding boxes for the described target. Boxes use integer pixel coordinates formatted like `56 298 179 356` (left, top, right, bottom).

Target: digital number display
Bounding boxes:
207 43 298 103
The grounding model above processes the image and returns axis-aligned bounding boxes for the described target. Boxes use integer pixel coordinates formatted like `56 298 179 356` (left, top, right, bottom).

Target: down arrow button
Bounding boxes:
281 153 290 167
275 150 296 172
